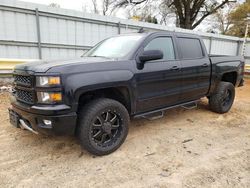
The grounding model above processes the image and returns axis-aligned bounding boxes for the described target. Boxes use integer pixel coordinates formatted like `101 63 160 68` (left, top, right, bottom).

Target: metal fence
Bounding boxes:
0 0 249 64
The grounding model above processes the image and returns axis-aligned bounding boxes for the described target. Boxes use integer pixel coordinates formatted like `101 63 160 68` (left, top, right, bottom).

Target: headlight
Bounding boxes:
36 76 61 87
37 92 62 103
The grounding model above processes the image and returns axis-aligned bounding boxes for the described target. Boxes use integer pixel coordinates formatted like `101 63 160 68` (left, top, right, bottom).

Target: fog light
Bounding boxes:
43 120 52 126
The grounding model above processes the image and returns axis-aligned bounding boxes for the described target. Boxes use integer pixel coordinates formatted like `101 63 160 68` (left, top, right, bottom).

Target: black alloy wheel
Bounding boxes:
78 98 129 156
209 81 235 114
90 110 123 148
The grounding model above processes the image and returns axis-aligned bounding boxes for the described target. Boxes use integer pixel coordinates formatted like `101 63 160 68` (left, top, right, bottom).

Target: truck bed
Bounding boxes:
209 55 244 64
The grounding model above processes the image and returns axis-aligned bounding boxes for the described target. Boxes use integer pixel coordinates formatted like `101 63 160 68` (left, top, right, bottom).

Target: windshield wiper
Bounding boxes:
86 55 111 59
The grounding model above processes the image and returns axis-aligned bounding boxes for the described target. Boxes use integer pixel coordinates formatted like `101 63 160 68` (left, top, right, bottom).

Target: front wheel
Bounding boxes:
77 98 129 156
209 81 235 114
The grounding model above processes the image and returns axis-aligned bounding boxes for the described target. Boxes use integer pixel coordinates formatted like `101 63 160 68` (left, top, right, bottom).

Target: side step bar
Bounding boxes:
142 111 164 121
134 100 199 120
181 102 197 110
19 119 39 135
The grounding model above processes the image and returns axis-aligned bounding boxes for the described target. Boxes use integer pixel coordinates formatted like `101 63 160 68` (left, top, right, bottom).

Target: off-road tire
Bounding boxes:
209 81 235 114
77 98 129 156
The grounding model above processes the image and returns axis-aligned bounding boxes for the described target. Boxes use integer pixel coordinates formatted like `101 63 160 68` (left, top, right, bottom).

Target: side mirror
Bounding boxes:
139 50 163 63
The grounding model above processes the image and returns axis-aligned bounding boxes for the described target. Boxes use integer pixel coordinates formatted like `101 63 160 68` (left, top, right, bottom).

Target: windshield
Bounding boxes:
84 35 143 58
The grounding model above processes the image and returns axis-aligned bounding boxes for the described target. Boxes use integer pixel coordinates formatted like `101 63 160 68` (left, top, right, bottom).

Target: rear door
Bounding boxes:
135 34 182 113
176 36 211 102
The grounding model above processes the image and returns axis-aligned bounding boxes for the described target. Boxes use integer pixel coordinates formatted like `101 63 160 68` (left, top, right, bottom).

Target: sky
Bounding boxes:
24 0 92 11
23 0 127 18
21 0 246 32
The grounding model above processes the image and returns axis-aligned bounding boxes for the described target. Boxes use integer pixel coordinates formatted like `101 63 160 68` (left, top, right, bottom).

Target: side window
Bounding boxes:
177 37 203 59
144 37 175 61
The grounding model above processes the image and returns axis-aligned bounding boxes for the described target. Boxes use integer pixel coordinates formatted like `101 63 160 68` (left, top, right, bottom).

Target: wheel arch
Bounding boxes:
221 71 238 86
77 86 133 114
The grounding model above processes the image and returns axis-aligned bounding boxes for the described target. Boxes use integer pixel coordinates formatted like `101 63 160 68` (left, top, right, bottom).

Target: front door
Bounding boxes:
135 35 182 113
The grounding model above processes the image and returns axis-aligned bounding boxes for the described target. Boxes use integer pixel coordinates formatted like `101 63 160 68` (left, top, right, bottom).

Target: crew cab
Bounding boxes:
9 31 245 155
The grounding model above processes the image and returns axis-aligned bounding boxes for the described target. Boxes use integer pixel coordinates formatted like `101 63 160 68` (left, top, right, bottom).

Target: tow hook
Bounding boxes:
19 119 39 135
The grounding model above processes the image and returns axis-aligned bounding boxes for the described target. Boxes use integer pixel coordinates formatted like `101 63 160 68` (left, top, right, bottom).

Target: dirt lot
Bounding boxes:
0 81 250 188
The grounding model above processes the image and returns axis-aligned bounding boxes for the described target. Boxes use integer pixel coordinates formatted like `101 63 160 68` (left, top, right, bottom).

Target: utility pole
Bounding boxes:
241 14 250 56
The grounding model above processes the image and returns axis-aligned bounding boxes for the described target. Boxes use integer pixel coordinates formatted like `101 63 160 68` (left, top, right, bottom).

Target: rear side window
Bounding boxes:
177 38 203 59
144 37 175 61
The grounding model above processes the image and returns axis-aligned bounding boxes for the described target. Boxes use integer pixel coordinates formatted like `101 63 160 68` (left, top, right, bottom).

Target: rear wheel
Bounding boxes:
77 98 129 156
209 81 235 114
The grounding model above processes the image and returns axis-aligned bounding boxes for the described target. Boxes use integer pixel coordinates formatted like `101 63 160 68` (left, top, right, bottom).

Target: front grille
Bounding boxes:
15 88 34 104
13 73 35 104
14 75 32 86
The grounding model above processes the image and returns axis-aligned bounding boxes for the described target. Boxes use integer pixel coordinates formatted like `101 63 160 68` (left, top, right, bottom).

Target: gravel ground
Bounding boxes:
0 80 249 188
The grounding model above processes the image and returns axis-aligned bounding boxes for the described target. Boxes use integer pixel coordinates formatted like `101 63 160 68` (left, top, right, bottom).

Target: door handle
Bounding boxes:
202 63 209 67
171 66 180 70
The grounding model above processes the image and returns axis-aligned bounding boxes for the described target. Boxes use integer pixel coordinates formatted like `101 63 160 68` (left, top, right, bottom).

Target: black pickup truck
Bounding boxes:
9 31 245 155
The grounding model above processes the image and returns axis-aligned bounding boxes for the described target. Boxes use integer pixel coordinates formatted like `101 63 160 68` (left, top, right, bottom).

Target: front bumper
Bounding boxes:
9 99 77 136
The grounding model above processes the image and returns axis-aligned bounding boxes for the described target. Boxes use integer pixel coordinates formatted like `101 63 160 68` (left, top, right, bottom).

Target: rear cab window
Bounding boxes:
177 37 204 59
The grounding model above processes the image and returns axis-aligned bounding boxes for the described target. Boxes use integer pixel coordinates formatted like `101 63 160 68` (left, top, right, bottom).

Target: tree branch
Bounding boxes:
115 0 148 8
190 0 205 20
192 0 230 29
173 0 184 20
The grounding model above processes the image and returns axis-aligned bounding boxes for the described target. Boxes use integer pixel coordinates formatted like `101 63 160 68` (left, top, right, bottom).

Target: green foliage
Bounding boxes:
226 1 250 37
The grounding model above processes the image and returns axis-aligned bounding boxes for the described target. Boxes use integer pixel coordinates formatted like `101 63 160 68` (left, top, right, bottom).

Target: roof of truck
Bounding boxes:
119 30 201 39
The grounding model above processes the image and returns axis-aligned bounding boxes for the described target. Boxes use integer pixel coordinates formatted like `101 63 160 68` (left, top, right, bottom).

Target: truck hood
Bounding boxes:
14 57 113 73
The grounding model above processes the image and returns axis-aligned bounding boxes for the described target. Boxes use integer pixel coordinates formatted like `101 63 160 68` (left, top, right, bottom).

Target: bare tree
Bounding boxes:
211 3 237 34
103 0 116 15
158 1 175 25
48 3 60 8
91 0 99 14
89 0 116 16
115 0 236 29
